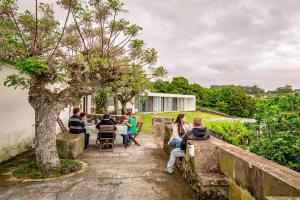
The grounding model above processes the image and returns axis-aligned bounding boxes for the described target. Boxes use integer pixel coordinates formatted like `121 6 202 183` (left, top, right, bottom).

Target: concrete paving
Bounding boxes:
0 134 194 200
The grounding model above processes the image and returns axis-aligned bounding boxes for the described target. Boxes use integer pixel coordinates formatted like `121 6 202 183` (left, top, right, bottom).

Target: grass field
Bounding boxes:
136 111 224 134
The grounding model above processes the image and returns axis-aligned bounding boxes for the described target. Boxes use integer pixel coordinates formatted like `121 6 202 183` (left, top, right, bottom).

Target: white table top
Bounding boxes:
85 124 128 135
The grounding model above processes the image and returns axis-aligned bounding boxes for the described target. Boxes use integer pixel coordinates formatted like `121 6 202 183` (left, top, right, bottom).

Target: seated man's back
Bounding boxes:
96 114 116 138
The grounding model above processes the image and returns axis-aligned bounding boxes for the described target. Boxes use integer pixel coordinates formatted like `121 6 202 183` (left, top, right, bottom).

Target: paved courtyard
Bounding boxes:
0 134 194 200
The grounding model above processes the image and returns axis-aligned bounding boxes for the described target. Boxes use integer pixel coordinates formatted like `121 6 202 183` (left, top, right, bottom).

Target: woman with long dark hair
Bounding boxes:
168 114 192 148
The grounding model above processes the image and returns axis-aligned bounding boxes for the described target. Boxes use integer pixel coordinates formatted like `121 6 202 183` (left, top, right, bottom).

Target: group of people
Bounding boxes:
68 108 209 173
164 114 210 174
68 108 139 149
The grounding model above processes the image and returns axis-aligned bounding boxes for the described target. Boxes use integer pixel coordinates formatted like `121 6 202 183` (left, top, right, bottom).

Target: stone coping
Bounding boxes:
189 137 300 196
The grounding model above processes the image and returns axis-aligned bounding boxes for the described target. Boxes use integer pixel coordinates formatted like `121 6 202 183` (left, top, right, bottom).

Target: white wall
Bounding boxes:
0 65 71 162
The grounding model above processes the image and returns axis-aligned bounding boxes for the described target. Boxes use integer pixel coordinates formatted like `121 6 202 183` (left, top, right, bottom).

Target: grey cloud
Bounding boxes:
17 0 300 90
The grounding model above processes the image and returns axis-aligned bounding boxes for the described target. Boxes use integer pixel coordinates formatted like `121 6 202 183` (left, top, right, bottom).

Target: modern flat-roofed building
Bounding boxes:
134 92 196 113
85 92 196 114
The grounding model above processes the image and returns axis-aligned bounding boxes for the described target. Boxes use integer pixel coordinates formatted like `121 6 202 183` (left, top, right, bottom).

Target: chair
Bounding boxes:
128 122 143 146
98 125 116 152
57 118 68 134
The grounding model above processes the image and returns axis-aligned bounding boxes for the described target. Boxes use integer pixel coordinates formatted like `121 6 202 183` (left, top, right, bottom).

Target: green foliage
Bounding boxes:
4 74 29 89
206 121 254 146
14 57 48 76
13 159 82 179
249 94 300 171
94 87 110 114
249 132 300 171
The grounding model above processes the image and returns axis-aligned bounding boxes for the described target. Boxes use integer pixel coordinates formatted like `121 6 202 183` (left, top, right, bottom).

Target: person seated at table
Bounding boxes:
68 108 87 148
168 114 193 149
107 112 117 125
164 118 210 174
122 112 140 147
96 113 117 140
80 112 89 149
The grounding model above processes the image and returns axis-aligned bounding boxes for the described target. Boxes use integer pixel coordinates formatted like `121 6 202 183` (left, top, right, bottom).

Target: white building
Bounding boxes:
134 92 196 113
84 92 196 114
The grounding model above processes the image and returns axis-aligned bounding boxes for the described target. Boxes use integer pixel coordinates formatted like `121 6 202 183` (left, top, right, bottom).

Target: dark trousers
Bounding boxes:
84 134 89 149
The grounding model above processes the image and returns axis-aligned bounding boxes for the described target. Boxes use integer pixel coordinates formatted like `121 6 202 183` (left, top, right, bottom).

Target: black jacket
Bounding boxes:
180 127 210 151
96 119 116 138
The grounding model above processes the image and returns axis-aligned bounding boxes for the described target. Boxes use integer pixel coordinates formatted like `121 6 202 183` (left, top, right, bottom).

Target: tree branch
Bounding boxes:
72 9 88 53
6 6 28 52
46 0 72 64
33 0 38 54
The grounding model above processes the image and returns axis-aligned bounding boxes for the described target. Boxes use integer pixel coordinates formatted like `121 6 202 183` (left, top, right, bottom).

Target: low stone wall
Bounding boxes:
197 107 233 118
56 133 84 159
152 118 300 200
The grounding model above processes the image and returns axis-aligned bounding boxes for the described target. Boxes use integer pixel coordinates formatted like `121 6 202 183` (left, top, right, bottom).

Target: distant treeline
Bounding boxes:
151 77 257 118
211 84 299 96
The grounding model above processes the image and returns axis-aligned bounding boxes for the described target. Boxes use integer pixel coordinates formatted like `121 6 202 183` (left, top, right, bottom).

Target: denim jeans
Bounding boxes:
170 138 182 148
167 148 185 173
123 131 134 146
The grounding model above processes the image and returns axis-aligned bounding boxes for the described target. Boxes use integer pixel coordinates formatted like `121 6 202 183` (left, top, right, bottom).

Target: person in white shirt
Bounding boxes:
168 114 193 148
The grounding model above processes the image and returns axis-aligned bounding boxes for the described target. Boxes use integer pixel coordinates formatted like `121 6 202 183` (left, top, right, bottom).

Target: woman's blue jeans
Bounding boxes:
170 139 181 148
123 131 134 146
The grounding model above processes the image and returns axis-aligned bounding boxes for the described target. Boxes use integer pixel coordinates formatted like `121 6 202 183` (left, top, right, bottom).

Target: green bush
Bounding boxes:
249 93 300 172
206 121 254 146
250 132 300 171
13 159 82 179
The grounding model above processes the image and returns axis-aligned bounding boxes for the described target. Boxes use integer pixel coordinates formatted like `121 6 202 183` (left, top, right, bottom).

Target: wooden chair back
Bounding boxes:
136 122 143 135
57 118 68 134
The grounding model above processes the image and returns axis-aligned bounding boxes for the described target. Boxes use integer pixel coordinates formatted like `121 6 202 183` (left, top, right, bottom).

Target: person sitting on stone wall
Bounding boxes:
168 114 193 149
164 118 210 175
68 107 86 148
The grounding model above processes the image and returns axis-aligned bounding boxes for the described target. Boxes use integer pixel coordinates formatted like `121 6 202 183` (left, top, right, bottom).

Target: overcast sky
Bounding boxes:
18 0 300 90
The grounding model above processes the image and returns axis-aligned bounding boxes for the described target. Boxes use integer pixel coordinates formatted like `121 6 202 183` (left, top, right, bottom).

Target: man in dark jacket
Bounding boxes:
96 113 117 140
164 118 210 174
68 107 85 134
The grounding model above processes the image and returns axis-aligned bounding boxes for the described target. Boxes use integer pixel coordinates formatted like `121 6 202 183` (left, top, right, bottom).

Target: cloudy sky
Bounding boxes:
19 0 300 90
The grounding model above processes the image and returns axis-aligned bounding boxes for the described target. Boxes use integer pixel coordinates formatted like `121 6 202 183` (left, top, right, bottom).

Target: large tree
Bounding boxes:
0 0 147 172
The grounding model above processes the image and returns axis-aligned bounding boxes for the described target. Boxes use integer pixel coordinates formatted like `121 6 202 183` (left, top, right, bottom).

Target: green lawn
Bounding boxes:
136 111 224 134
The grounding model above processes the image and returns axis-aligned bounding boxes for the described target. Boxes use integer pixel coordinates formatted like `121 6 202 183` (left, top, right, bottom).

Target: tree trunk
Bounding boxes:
35 104 62 173
114 96 119 115
121 102 127 114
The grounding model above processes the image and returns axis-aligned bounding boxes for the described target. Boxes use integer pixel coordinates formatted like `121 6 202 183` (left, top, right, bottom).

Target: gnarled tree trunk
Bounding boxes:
29 84 66 173
121 102 127 114
35 105 61 172
114 96 119 115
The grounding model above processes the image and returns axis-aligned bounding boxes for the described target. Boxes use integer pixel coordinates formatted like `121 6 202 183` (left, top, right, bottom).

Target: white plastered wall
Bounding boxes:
0 65 71 162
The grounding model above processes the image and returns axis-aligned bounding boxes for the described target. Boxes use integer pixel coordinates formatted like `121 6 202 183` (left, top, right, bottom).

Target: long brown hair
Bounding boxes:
174 114 185 136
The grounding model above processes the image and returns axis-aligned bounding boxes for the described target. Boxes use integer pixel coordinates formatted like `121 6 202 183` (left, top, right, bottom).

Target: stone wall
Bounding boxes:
152 117 300 200
197 107 233 118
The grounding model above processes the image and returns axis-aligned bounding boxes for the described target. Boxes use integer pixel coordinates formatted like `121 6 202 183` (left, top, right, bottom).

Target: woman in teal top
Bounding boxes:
122 112 140 147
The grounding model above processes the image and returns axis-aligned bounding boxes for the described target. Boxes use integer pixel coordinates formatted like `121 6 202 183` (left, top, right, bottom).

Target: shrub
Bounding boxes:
250 131 300 171
13 159 82 179
206 121 254 146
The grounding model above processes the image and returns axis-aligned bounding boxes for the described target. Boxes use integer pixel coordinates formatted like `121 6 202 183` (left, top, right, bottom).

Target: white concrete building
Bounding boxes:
134 92 196 113
84 92 196 114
